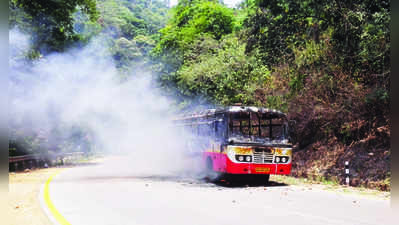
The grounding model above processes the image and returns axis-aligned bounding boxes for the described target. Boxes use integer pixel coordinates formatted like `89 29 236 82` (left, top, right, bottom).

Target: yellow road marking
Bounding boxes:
43 170 71 225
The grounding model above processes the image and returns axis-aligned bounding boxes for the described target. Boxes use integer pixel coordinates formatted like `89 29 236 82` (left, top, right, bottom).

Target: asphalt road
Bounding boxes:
46 162 393 225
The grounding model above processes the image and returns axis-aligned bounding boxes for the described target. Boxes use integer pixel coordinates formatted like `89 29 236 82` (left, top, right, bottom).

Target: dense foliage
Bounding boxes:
153 0 239 104
10 0 99 52
94 0 169 70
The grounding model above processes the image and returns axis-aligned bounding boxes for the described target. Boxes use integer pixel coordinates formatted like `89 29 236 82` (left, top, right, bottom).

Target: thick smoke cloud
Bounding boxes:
9 29 200 177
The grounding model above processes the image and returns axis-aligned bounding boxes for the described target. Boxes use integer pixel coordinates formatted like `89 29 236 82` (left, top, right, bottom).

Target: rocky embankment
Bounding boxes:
291 124 390 191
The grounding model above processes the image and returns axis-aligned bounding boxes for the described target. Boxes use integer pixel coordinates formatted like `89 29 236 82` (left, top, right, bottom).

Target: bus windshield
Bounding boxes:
228 111 288 143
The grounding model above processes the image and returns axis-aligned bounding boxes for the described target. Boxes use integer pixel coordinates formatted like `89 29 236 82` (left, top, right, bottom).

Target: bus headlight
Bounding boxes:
235 155 252 162
246 156 251 162
274 156 289 163
227 146 253 163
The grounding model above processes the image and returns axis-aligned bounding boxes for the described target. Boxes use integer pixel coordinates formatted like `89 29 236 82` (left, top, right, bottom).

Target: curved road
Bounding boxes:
46 162 393 225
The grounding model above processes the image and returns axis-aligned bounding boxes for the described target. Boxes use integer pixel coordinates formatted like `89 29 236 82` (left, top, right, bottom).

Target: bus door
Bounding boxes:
213 118 226 172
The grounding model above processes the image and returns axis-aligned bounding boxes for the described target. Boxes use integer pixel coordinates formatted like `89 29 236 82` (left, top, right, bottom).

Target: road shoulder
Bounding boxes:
9 168 66 225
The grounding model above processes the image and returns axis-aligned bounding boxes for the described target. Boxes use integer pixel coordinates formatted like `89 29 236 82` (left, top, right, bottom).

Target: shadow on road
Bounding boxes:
210 177 288 188
63 173 287 188
58 164 289 188
216 180 288 188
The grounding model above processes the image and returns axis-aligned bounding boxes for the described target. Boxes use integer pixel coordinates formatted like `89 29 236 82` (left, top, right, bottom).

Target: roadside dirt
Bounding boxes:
9 168 65 225
270 175 390 200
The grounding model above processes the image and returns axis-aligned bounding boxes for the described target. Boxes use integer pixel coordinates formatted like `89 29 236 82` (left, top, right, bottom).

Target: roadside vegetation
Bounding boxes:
9 0 390 190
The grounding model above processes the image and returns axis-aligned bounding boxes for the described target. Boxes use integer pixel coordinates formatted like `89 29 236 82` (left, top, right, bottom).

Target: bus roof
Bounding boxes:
174 106 287 121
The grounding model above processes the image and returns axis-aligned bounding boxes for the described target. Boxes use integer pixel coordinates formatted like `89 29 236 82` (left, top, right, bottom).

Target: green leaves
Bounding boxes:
176 35 271 106
111 37 143 69
92 0 170 71
153 0 239 105
155 0 236 54
12 0 99 52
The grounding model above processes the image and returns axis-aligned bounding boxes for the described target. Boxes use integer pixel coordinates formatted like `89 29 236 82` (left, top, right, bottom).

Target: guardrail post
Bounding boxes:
345 161 350 186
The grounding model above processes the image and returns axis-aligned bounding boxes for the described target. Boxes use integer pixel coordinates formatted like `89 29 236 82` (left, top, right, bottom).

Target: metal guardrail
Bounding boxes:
9 152 85 171
9 154 42 163
9 152 84 162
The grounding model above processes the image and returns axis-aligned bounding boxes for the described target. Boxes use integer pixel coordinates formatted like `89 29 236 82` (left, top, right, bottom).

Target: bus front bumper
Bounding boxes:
225 157 291 175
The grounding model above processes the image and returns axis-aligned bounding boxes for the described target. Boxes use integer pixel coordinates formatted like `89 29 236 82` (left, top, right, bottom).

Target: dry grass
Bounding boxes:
8 167 65 225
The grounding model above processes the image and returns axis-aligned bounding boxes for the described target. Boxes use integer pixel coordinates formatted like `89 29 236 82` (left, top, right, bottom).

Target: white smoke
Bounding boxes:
9 28 200 177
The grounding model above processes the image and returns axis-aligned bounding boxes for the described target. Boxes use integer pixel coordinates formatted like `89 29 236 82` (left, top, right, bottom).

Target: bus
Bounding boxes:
174 106 294 183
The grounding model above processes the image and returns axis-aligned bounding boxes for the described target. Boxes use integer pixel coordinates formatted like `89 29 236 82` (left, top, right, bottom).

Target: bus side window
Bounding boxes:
260 119 270 138
215 119 224 140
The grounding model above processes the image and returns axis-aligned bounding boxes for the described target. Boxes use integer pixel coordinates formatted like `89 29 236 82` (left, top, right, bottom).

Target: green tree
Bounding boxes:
94 0 169 70
245 0 390 86
176 35 270 106
11 0 99 52
155 0 235 54
153 0 237 100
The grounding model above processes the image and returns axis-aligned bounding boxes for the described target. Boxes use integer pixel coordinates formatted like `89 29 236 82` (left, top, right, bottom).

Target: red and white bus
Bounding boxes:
175 106 294 183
